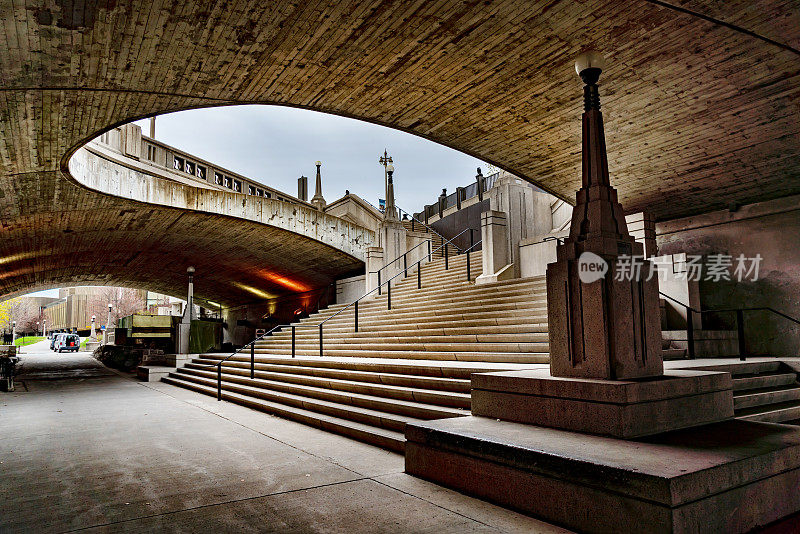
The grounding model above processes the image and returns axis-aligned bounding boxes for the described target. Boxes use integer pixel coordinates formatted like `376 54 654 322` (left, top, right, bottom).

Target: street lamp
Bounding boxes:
11 321 16 347
42 319 46 338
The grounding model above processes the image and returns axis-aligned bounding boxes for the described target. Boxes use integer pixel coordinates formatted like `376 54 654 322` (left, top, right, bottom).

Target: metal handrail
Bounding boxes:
368 237 432 276
208 226 480 401
659 292 800 361
397 206 455 248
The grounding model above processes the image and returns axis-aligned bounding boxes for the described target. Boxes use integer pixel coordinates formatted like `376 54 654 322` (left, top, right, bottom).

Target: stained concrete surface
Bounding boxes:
1 344 567 533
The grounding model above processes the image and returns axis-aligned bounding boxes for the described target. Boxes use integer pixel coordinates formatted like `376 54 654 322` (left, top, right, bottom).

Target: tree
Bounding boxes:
89 287 147 328
0 298 41 334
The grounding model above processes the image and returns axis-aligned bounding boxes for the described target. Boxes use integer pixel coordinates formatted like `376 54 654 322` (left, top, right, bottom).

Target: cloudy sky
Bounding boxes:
27 105 487 298
134 105 488 211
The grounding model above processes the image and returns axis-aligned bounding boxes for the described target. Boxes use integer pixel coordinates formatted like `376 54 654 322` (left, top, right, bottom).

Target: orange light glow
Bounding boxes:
259 271 311 292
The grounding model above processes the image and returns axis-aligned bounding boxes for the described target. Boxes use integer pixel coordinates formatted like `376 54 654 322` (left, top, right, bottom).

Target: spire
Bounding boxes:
311 161 326 211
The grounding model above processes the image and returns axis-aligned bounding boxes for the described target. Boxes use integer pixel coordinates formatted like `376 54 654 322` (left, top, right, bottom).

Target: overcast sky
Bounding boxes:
27 105 487 298
134 105 488 211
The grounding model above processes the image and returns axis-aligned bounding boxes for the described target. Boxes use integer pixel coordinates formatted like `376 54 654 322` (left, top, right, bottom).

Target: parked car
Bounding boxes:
55 334 80 353
50 333 63 351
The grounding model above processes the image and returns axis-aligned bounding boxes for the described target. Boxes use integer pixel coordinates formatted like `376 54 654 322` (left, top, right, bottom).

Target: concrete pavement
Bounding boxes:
1 349 567 533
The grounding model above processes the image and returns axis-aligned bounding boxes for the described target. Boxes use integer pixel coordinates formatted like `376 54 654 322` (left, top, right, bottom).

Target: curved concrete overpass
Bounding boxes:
1 0 798 302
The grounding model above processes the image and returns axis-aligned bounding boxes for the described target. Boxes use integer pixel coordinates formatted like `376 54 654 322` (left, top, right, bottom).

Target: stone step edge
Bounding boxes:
161 376 405 452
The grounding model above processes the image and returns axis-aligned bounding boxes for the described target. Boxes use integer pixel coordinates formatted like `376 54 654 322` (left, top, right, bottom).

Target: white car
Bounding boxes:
54 333 80 353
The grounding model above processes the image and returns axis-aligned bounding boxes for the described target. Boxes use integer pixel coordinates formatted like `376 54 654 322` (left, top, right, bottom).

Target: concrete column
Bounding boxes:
488 171 536 278
120 123 142 160
379 220 407 279
178 267 195 355
476 210 514 285
297 176 308 201
365 247 384 294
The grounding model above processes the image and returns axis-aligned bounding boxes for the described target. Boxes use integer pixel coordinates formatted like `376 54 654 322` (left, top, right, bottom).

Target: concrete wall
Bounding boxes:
657 195 800 357
70 145 375 261
335 274 366 304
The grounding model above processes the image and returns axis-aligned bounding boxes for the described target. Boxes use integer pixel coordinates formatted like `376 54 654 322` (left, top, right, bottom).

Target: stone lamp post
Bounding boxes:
11 320 16 346
178 266 195 354
384 164 398 221
105 303 113 345
90 315 97 341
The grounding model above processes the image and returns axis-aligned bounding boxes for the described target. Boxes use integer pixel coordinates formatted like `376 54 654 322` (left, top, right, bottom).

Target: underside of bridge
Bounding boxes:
1 0 798 302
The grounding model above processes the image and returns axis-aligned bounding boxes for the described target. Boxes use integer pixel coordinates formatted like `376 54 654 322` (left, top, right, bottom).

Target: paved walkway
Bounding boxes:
1 345 567 533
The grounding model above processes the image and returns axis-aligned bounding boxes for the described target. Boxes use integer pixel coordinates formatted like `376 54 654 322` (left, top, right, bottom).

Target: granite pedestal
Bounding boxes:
472 368 734 438
406 416 800 534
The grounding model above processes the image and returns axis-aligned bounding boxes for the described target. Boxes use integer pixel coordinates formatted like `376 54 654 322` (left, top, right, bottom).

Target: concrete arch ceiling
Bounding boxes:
1 0 798 304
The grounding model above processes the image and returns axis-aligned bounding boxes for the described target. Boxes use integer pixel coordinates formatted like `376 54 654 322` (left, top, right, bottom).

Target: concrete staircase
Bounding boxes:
688 360 800 423
163 252 549 451
402 219 459 258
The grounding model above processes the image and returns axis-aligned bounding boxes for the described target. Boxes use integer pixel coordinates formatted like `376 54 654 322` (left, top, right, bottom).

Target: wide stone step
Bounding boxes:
296 303 548 327
272 332 549 344
273 324 549 338
195 354 545 379
326 293 547 319
191 358 472 393
734 372 798 392
733 385 800 410
692 360 783 376
257 341 549 355
735 399 800 423
161 375 406 452
183 363 471 408
363 283 547 306
252 348 549 363
169 369 465 423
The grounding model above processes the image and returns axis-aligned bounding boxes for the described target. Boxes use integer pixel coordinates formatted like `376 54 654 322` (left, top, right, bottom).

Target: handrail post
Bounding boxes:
445 241 449 270
417 261 422 289
292 326 296 358
250 342 255 379
319 324 323 357
217 363 222 401
470 228 474 249
403 253 408 277
377 270 381 296
387 280 391 310
737 309 746 361
467 250 471 281
427 239 431 262
686 308 695 359
354 300 359 332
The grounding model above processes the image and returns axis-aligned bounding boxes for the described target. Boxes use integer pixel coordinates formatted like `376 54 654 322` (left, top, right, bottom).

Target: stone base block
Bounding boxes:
405 416 800 534
136 365 176 382
475 263 516 285
84 341 100 353
472 369 733 438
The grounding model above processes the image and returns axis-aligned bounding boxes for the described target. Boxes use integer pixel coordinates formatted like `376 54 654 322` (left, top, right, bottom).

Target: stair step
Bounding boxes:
191 358 472 392
733 372 798 392
165 372 430 434
194 355 543 380
182 363 471 408
175 367 468 419
251 348 549 363
734 385 800 410
735 399 800 423
161 376 406 452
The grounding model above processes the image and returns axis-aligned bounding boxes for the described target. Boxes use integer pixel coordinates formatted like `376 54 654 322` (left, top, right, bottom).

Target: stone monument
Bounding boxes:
405 52 800 534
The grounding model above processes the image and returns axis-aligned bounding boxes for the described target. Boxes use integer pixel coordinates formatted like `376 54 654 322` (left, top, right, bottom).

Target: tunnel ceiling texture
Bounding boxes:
1 0 798 305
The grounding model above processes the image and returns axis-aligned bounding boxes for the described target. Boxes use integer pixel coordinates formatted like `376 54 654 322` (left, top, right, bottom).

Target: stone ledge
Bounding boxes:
405 416 800 534
471 369 734 438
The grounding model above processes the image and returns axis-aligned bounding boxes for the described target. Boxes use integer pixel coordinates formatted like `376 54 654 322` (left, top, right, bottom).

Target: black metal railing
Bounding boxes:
659 292 800 361
205 226 482 401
